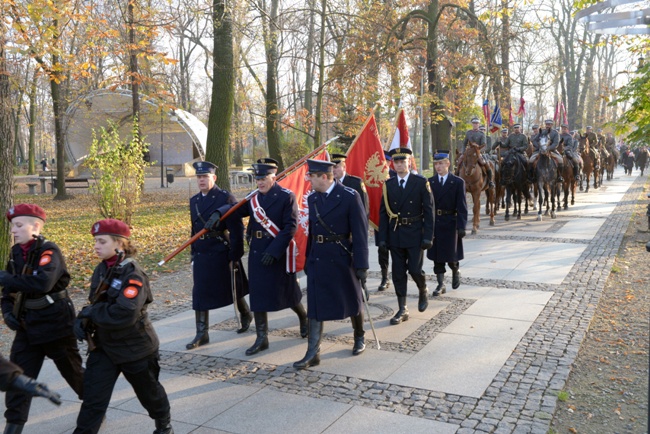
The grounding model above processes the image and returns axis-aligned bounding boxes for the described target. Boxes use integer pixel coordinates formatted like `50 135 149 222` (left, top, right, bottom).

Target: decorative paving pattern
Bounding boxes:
153 175 644 433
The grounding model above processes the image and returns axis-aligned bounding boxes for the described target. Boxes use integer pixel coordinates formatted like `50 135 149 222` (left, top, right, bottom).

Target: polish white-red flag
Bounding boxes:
345 112 390 229
515 97 526 116
388 108 417 172
277 149 329 272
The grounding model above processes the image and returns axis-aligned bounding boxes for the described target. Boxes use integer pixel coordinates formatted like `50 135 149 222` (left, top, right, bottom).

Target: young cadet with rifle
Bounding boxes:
0 204 84 434
73 219 173 434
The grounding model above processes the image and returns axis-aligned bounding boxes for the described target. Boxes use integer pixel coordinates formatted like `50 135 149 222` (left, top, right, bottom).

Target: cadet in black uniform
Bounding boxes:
378 148 434 324
293 160 369 369
0 204 84 434
0 355 60 405
74 219 172 434
376 151 395 292
427 151 468 295
186 161 250 350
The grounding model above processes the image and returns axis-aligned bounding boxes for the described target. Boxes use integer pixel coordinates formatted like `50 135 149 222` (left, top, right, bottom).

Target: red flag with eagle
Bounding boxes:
345 112 390 229
277 149 329 272
387 108 417 172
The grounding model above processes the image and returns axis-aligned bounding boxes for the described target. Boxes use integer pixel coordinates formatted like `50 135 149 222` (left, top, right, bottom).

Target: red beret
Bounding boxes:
6 204 46 222
91 219 131 238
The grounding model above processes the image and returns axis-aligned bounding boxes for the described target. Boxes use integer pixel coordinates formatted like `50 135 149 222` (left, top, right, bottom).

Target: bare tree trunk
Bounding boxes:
28 71 37 175
0 21 14 259
501 0 512 126
304 0 316 147
313 0 326 150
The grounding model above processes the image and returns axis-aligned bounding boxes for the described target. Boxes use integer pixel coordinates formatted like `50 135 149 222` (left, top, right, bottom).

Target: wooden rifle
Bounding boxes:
84 249 124 352
12 235 45 319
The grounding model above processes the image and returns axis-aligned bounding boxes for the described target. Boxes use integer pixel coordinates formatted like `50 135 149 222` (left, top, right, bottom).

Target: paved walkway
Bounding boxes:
3 167 646 433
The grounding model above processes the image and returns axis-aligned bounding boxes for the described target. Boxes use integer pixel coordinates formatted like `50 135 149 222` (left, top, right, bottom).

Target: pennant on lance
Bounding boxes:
490 103 502 133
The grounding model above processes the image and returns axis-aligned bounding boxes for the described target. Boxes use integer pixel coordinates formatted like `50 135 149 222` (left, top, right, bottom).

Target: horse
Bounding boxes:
500 151 530 220
534 137 558 220
579 135 598 192
604 151 616 181
623 150 635 175
636 148 649 176
458 141 496 234
560 154 577 209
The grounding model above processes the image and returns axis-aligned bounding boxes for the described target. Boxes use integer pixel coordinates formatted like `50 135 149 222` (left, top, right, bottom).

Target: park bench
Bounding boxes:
50 177 91 193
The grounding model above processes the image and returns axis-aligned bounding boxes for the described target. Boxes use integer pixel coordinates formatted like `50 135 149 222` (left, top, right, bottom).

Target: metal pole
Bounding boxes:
160 110 165 188
419 66 425 170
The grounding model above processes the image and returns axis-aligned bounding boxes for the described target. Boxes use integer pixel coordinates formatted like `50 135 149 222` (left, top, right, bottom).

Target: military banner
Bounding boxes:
277 149 329 272
345 112 389 229
387 108 417 172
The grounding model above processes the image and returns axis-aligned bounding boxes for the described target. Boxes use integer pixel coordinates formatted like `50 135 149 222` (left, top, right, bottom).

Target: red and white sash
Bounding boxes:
251 194 297 273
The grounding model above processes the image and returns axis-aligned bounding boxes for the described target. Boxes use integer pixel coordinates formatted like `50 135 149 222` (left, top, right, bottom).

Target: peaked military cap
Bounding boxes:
479 125 486 131
330 153 347 164
586 125 593 130
561 123 569 128
513 123 521 129
251 163 278 179
544 119 553 125
256 157 279 167
470 117 480 123
433 150 450 161
383 150 392 161
501 127 509 133
306 159 336 174
193 161 217 175
532 124 539 129
389 148 412 160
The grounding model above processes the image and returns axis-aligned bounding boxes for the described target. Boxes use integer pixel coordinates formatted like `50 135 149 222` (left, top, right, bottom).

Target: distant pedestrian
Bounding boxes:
40 159 48 172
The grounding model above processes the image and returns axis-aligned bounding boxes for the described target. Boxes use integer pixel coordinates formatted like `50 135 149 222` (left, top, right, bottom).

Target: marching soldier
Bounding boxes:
427 151 468 295
378 148 434 325
376 151 395 292
186 161 251 350
456 117 495 187
214 158 308 356
559 124 582 180
529 119 564 182
501 124 530 169
74 219 172 434
293 160 369 369
0 204 84 434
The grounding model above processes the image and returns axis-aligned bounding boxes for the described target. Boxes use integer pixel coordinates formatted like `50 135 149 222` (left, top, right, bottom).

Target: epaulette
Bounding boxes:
343 186 356 195
280 187 293 195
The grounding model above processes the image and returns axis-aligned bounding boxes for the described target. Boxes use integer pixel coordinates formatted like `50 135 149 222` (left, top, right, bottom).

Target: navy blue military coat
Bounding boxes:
340 174 368 216
305 182 368 321
378 174 434 249
228 182 302 312
190 185 248 310
426 173 468 263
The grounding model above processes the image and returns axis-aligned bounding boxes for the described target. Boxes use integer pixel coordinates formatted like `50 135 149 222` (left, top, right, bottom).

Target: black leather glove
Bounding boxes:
458 228 466 239
77 305 93 320
378 241 388 255
260 253 276 266
73 318 87 341
9 374 61 406
355 268 368 283
3 312 20 331
204 211 221 230
421 239 433 250
0 270 10 286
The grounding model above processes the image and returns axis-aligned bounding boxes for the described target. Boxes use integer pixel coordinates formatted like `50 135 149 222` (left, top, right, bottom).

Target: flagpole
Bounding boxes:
158 138 336 266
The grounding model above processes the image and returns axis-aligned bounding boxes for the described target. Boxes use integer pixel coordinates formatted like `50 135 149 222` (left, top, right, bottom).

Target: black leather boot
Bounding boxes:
390 296 409 325
557 164 564 182
451 269 461 289
245 312 269 355
487 167 496 188
418 285 429 312
186 311 209 349
350 313 365 355
433 274 446 296
293 318 322 369
378 270 390 291
291 303 308 338
236 298 252 334
153 415 174 434
3 424 24 434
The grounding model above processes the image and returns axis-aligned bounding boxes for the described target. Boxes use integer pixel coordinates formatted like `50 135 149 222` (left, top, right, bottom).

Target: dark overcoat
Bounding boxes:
190 185 248 311
305 182 368 321
341 174 368 216
378 174 434 249
426 174 468 263
228 183 302 312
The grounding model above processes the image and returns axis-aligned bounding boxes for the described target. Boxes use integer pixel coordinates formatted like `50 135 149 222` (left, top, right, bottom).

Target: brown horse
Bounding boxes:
579 135 598 192
560 154 576 209
458 142 496 234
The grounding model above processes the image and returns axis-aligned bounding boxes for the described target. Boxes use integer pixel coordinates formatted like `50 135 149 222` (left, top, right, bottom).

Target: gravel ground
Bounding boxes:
550 191 650 434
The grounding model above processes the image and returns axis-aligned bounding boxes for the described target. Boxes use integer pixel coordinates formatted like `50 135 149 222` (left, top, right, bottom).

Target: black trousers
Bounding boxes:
389 246 426 297
378 246 389 273
74 350 170 434
5 335 84 425
433 261 459 275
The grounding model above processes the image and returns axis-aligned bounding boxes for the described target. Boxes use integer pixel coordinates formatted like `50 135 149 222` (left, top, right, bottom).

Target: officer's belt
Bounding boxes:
253 230 274 239
436 209 457 216
199 231 225 241
312 234 348 243
390 214 423 225
25 290 69 310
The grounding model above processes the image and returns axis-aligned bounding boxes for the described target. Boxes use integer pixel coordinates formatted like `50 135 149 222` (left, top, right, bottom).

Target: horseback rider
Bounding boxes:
605 132 619 162
560 123 581 181
529 119 564 183
585 126 601 170
491 127 509 155
456 117 495 188
500 124 529 171
529 124 540 144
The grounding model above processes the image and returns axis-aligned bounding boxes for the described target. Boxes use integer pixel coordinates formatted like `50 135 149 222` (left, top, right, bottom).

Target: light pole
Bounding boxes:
160 109 165 188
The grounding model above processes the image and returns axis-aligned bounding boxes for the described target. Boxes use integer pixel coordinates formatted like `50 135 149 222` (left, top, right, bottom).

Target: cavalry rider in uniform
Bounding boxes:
456 117 496 188
500 124 529 170
529 124 540 146
427 151 468 296
596 128 610 160
293 159 369 369
378 148 434 324
479 125 492 152
216 158 308 356
559 124 582 181
605 132 619 163
529 119 564 183
187 161 251 350
491 127 509 155
585 126 601 170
